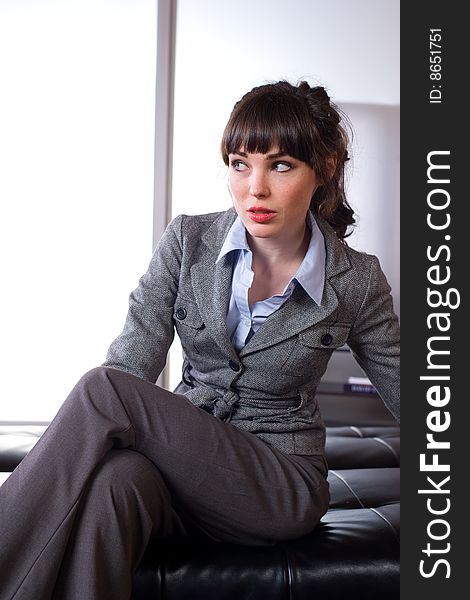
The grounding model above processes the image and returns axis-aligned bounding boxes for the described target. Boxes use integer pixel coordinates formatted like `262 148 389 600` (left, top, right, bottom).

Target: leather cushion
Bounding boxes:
133 503 400 600
328 467 400 508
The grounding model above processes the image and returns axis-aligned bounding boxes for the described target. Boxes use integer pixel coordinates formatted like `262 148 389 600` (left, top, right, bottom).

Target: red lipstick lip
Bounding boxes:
248 206 275 213
247 210 277 223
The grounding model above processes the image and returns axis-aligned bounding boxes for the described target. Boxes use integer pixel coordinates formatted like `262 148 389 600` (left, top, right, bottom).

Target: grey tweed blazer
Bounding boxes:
104 208 400 456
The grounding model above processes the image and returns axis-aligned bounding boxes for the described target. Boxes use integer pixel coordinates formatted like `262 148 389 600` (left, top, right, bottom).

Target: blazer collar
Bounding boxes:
190 209 352 359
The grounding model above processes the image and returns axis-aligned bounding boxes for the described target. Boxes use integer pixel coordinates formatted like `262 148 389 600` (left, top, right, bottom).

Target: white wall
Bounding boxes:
341 103 400 317
169 0 399 389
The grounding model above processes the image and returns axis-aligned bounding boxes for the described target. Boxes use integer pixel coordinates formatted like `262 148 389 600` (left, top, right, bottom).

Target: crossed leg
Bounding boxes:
0 366 329 600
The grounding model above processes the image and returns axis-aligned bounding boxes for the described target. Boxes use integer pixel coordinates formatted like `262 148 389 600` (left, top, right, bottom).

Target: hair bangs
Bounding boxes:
222 94 315 166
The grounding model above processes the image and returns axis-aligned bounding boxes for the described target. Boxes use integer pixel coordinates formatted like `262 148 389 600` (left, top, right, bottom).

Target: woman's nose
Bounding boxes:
249 170 269 198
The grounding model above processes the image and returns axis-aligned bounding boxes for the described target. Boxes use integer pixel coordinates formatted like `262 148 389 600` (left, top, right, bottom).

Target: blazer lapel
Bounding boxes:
190 209 240 361
238 280 338 356
239 217 352 357
189 210 353 360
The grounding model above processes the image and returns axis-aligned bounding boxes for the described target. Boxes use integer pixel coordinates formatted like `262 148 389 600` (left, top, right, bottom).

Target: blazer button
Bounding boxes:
229 360 241 372
175 307 187 320
321 333 333 346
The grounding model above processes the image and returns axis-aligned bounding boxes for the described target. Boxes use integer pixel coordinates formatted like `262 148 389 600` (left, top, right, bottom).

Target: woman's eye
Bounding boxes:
231 160 248 172
273 162 291 172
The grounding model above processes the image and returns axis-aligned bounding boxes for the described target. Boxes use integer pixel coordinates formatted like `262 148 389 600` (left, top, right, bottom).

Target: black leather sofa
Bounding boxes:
0 390 399 599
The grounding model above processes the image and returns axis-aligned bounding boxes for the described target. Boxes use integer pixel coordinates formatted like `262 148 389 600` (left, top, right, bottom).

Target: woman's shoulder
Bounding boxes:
316 215 382 273
167 208 237 244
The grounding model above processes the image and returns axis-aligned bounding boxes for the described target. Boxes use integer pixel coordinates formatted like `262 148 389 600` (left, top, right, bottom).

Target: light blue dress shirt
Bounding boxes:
216 212 326 352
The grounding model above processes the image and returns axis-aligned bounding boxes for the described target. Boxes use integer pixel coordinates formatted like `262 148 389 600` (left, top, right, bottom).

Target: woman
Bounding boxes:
0 80 400 599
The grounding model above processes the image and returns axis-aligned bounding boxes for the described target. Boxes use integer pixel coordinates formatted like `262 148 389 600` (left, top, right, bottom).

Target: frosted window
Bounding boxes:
0 0 157 421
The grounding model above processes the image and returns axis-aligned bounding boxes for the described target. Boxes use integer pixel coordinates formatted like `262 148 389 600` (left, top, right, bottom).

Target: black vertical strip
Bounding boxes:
401 2 467 598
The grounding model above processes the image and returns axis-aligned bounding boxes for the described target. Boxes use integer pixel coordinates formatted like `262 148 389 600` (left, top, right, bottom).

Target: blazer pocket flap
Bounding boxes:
299 325 350 349
173 299 206 330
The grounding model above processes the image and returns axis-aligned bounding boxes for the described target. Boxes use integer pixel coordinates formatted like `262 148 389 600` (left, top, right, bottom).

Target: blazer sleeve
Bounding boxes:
102 215 184 382
347 255 400 422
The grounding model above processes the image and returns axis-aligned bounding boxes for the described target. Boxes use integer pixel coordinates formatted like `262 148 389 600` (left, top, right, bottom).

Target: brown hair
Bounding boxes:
221 80 355 240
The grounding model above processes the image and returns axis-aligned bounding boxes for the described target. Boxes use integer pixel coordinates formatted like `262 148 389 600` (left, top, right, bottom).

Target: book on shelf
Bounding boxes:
343 376 378 395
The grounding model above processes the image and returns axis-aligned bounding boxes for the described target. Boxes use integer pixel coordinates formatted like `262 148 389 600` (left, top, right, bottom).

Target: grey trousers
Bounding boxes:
0 367 329 600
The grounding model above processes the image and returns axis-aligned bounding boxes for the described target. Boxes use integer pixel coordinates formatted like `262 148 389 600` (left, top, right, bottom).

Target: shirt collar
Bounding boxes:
216 216 250 258
294 212 326 305
216 211 325 305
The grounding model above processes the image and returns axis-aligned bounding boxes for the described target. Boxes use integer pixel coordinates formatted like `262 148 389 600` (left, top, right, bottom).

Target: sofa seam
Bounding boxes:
349 426 363 437
373 437 399 462
329 470 365 508
369 506 400 539
281 546 294 600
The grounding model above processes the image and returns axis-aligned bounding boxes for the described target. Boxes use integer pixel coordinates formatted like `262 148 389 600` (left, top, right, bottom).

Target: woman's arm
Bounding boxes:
347 255 400 422
102 215 184 382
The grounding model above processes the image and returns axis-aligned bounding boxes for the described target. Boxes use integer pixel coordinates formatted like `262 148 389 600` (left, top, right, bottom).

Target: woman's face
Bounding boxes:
228 147 319 242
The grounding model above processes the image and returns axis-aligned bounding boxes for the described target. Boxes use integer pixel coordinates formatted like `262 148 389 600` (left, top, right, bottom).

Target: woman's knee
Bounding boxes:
67 366 132 419
76 366 118 394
